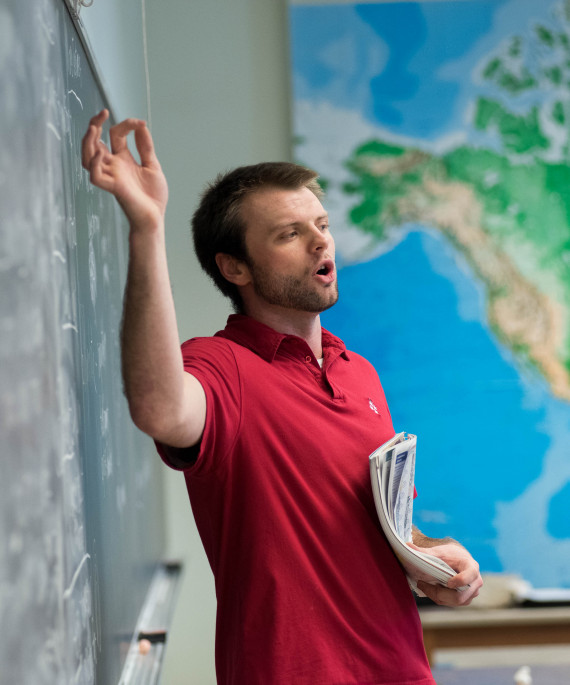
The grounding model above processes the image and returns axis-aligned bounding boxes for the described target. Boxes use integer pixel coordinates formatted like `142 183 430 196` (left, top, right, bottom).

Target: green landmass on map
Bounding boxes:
340 11 570 400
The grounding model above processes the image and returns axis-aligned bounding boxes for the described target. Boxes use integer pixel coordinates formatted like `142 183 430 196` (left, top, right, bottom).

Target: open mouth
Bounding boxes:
314 260 335 279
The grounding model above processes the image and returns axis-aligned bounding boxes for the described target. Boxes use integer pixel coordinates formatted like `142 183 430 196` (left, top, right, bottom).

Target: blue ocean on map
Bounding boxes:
291 0 556 138
322 228 570 587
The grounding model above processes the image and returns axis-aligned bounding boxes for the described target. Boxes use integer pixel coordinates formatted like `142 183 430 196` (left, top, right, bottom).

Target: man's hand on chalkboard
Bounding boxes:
82 110 169 231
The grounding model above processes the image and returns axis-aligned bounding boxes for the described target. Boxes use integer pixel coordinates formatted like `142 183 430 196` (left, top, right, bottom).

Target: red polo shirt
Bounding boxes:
158 315 434 685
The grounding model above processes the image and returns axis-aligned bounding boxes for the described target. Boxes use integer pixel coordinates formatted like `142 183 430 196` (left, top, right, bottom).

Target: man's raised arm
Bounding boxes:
81 110 205 447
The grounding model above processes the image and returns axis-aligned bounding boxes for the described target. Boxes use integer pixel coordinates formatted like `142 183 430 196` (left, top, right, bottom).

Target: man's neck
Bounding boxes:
244 305 323 359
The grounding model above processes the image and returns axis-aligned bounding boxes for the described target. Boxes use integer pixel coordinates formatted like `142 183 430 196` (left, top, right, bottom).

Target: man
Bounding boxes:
82 110 482 685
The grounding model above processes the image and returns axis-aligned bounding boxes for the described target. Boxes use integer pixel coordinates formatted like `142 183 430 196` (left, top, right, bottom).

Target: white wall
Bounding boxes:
145 1 292 682
77 0 148 121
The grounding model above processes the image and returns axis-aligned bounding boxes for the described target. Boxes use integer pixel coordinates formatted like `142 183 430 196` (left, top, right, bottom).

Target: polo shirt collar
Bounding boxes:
215 314 349 363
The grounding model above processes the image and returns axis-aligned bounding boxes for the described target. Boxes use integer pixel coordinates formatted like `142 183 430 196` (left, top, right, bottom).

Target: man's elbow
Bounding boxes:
124 374 205 446
127 397 173 440
127 398 200 448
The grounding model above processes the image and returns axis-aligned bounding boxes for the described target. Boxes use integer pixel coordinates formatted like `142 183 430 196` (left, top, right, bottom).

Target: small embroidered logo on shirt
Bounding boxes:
368 398 379 415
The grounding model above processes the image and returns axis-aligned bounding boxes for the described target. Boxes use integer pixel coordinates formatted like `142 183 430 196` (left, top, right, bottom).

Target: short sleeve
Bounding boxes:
156 336 242 475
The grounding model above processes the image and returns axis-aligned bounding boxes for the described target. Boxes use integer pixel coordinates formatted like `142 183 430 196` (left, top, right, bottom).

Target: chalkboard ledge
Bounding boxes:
118 561 183 685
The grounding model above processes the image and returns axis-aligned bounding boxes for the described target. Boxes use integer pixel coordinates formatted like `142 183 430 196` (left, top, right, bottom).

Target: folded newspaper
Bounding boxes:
369 432 463 590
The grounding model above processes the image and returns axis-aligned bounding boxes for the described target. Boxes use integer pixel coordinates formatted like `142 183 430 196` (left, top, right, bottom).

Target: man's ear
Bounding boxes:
215 253 251 286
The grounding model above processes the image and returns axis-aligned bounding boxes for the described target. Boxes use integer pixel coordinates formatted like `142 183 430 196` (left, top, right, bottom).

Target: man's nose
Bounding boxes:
309 224 329 251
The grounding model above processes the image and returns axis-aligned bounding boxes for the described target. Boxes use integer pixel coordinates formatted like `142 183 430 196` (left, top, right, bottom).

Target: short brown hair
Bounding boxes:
192 162 323 312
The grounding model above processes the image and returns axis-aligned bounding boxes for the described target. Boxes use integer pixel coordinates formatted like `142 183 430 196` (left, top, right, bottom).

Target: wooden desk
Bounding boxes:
419 606 570 665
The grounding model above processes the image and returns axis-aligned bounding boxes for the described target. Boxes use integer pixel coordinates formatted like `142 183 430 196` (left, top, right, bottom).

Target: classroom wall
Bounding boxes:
145 1 292 682
78 0 148 121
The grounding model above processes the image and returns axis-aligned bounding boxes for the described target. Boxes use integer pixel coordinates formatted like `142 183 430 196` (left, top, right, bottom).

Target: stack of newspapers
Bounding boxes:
369 432 460 588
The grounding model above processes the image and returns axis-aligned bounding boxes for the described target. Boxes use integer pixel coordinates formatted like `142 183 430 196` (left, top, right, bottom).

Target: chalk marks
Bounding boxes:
47 122 62 140
37 5 56 46
68 89 84 110
87 214 99 306
62 452 75 467
1 2 166 684
1 2 96 683
67 36 81 79
0 7 15 71
63 554 91 601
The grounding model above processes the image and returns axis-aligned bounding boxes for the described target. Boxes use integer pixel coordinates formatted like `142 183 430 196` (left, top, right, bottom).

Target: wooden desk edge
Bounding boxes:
419 606 570 666
419 606 570 627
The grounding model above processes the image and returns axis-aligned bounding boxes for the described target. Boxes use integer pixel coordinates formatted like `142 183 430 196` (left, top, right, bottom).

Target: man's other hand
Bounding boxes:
406 540 483 607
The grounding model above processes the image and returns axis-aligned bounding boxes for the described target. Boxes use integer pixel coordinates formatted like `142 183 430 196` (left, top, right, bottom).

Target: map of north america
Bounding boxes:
291 0 570 588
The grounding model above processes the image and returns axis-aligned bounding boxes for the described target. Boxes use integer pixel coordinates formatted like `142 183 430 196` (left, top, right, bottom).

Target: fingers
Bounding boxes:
416 568 483 607
81 109 109 170
88 145 113 190
134 123 158 167
416 581 451 605
444 549 482 591
417 579 479 607
449 566 483 603
110 118 158 168
109 118 147 155
448 565 479 591
83 111 154 170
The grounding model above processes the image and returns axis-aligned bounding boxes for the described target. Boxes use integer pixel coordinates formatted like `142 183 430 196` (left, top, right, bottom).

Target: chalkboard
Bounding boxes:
0 1 166 684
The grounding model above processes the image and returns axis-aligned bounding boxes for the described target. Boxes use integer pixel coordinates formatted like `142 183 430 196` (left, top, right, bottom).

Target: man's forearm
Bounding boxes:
120 223 186 436
411 525 457 549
